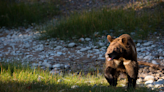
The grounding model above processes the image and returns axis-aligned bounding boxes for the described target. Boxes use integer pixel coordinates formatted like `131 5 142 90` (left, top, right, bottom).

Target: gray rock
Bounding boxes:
97 56 105 61
146 84 154 88
32 63 38 67
82 60 90 63
80 47 91 52
151 45 156 48
35 44 44 51
144 55 154 60
71 85 79 89
152 60 159 65
53 64 64 69
24 43 31 48
156 79 164 84
99 42 104 46
137 78 143 84
42 60 51 67
137 43 141 47
130 32 135 35
0 54 2 57
80 48 88 52
79 38 84 41
144 80 154 85
154 83 162 88
57 52 63 56
144 75 155 81
85 38 91 41
138 55 144 59
64 65 70 69
158 49 163 53
53 64 61 68
137 40 143 43
94 32 99 36
57 79 63 83
159 56 164 59
142 41 153 46
68 42 76 47
50 70 60 74
119 84 126 87
55 46 62 49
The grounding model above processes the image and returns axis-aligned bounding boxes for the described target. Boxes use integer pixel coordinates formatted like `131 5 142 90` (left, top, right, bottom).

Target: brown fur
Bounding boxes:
104 34 139 88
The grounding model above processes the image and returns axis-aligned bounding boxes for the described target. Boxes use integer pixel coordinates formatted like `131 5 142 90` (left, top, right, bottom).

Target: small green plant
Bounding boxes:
0 0 60 27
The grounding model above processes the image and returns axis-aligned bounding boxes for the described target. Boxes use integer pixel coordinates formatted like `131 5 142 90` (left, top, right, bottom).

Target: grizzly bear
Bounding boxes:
104 34 138 88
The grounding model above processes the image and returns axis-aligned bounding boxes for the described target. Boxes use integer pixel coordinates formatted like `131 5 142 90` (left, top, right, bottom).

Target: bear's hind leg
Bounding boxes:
105 67 119 86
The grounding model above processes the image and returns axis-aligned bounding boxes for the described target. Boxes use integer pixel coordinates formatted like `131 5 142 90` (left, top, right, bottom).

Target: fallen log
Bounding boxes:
138 61 164 70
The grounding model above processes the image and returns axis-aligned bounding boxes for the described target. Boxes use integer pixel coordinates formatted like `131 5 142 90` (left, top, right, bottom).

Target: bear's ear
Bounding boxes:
107 35 115 42
121 38 128 45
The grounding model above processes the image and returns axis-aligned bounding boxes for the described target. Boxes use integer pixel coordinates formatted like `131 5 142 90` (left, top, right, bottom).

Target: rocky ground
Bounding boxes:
0 26 164 91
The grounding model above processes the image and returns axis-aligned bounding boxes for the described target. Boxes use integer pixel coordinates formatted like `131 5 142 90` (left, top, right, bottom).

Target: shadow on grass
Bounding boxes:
0 80 156 92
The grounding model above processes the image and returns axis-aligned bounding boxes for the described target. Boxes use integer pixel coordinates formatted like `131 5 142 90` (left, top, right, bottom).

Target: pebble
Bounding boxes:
137 78 143 84
159 56 164 59
57 79 63 83
145 80 154 85
144 55 154 60
57 52 63 56
68 42 76 47
80 47 91 52
85 38 91 41
79 38 85 41
53 64 63 68
99 42 104 46
144 75 155 81
42 61 51 67
71 85 79 89
142 41 152 46
55 46 63 49
152 60 159 65
32 63 38 67
137 43 141 47
64 65 70 69
50 70 60 74
158 49 163 53
155 79 164 85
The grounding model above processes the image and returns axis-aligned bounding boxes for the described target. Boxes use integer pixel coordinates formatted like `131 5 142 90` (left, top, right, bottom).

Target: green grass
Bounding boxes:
0 62 157 92
0 0 60 27
42 1 164 40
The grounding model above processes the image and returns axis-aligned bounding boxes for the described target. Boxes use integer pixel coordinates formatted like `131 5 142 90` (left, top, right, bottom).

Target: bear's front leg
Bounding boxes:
123 60 138 88
104 67 119 86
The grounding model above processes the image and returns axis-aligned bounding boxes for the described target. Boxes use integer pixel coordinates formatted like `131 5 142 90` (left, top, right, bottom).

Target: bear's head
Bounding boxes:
105 34 136 62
